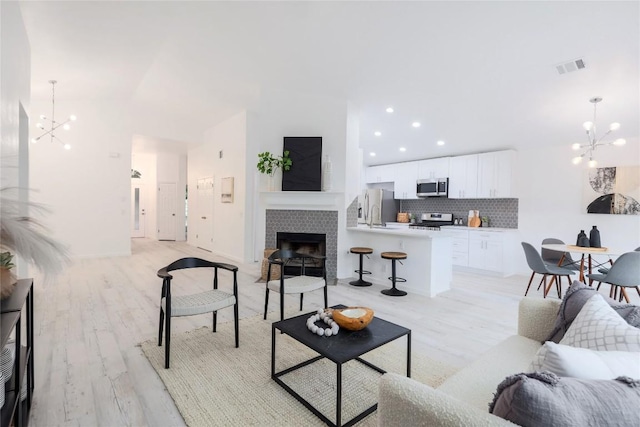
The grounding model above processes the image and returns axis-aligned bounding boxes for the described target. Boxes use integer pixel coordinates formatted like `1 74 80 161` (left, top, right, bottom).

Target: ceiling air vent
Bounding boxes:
555 58 586 75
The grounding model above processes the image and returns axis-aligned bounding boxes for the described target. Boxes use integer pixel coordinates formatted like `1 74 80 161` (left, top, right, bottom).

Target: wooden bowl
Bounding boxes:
332 307 374 331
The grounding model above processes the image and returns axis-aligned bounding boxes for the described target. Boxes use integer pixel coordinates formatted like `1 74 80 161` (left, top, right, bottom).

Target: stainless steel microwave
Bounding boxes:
416 178 448 197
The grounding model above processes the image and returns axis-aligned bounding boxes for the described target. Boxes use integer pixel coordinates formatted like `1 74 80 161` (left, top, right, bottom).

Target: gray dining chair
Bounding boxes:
541 238 582 272
522 242 576 298
597 246 640 275
588 251 640 303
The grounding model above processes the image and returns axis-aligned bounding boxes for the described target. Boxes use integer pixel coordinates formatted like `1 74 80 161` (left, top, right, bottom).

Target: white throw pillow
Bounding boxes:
529 341 640 379
559 294 640 352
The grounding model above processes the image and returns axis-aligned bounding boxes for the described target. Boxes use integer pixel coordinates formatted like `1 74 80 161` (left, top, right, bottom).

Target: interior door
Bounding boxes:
196 177 214 251
157 182 177 241
131 183 146 238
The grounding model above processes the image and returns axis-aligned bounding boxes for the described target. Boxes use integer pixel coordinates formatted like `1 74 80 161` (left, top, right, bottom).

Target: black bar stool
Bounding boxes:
381 251 407 296
349 247 373 287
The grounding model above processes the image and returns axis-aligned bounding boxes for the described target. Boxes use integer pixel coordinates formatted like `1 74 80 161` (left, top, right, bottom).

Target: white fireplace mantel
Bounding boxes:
260 191 344 211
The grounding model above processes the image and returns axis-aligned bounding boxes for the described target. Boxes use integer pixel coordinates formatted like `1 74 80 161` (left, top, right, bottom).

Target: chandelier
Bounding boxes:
30 80 76 150
571 97 625 167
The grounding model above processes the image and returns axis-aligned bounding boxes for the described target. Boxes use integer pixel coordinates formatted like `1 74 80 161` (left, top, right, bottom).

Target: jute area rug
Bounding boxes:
141 314 458 427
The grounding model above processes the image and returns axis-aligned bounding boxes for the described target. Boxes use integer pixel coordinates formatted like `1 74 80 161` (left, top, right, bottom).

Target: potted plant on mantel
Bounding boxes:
256 150 293 191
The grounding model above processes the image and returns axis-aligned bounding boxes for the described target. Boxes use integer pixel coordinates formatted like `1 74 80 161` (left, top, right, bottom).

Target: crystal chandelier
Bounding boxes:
30 80 77 150
571 97 625 168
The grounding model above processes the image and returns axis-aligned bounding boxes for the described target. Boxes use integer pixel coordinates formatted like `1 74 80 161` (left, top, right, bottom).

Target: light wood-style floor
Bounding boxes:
25 238 635 426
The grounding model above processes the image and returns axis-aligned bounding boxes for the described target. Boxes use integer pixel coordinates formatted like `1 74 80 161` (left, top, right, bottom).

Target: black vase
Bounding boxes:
589 226 601 248
577 230 590 247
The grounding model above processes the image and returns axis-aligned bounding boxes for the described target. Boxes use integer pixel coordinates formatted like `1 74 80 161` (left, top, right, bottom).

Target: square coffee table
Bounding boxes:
271 305 411 427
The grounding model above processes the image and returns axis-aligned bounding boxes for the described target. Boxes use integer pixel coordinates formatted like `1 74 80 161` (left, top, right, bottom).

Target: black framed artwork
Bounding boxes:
282 136 322 191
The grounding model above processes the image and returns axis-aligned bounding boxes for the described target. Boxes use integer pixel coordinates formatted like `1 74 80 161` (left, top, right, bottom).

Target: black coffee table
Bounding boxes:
271 305 411 427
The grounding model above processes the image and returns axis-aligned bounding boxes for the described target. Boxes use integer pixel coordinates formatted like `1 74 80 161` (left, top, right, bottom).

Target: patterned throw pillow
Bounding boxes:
546 280 640 343
559 294 640 351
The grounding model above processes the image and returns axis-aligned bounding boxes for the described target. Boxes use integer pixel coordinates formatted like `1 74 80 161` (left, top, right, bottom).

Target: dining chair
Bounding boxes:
541 238 582 273
522 242 576 298
597 246 640 275
264 249 328 321
157 257 239 369
588 251 640 303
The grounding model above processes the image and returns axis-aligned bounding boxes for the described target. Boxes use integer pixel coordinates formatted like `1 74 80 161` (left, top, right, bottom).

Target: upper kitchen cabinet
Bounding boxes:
393 161 419 199
477 150 516 198
448 154 478 199
365 164 395 184
417 157 450 180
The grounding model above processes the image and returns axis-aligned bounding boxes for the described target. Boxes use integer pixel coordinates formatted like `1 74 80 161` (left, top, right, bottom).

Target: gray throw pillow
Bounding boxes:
489 372 640 427
545 280 640 343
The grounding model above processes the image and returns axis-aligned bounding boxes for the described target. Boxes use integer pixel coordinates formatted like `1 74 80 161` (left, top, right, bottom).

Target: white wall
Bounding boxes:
515 137 640 274
1 2 30 187
245 90 349 263
1 2 31 277
29 100 133 258
188 111 247 262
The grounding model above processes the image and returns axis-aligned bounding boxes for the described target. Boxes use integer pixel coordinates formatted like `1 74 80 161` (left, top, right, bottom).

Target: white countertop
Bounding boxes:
440 225 518 232
347 225 451 238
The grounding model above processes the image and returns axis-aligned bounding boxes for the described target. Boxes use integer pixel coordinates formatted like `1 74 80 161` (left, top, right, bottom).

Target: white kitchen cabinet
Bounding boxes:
417 157 450 180
446 228 470 267
468 231 504 272
393 161 419 199
448 154 478 199
442 227 518 276
365 164 395 183
477 150 516 198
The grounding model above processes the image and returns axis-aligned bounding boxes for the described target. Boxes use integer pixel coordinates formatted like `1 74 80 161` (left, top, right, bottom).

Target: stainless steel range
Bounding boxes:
409 213 454 230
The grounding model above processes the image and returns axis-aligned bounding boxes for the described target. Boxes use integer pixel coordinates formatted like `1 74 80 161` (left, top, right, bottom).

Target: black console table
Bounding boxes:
1 279 34 427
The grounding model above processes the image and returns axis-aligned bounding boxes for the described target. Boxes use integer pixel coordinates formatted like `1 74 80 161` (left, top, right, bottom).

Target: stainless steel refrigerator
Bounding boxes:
357 189 398 226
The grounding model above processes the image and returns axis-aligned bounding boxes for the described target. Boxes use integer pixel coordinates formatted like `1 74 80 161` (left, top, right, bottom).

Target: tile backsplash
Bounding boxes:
400 198 519 228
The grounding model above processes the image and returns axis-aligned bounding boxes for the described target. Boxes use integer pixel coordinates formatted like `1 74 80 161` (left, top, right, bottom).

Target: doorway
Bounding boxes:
158 182 177 241
131 183 146 238
196 177 214 251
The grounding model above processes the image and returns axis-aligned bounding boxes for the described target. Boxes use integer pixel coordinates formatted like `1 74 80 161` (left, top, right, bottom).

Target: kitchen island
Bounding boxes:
346 225 453 297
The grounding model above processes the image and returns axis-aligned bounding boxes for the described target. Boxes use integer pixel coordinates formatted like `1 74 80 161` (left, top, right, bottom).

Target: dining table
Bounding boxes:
541 243 619 284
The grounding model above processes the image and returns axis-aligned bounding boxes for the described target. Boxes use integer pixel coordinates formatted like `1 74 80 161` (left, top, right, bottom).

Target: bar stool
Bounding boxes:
381 251 407 296
349 247 373 287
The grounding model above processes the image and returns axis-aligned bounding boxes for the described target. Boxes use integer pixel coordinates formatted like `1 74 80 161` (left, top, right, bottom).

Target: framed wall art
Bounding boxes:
583 166 640 215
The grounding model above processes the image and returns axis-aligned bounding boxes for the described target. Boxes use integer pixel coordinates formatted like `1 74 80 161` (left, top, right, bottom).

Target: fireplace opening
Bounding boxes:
276 232 326 277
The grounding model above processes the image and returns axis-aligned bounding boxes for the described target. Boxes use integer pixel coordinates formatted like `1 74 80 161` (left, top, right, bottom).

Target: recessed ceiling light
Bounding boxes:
437 140 445 146
369 152 376 157
386 107 394 113
412 122 421 128
374 131 382 136
399 147 406 152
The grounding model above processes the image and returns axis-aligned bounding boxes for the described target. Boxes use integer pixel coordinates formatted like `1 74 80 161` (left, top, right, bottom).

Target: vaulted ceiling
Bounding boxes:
19 1 639 165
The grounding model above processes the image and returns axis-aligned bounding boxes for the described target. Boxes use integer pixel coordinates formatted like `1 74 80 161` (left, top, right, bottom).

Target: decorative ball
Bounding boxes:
325 329 332 337
311 325 318 333
332 307 374 331
317 328 324 336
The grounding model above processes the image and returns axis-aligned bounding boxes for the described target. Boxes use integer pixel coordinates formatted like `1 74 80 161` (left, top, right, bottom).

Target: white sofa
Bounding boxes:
378 297 561 426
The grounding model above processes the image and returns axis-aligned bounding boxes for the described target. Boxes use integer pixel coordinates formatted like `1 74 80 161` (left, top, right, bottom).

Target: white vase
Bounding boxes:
322 155 332 191
267 174 277 192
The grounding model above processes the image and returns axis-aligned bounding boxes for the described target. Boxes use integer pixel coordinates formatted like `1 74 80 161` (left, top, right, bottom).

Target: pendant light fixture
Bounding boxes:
30 80 77 150
571 97 625 167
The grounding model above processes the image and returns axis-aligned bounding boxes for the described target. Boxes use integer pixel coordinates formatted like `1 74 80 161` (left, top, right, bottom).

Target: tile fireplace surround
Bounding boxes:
265 209 338 283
